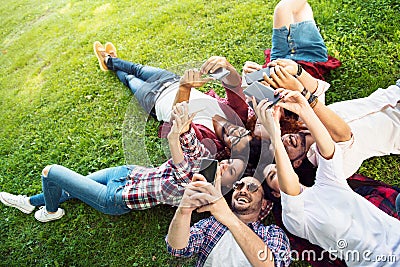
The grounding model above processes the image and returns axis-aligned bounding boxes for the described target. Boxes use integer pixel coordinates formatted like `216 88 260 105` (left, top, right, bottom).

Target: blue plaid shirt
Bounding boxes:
122 129 210 209
166 216 291 267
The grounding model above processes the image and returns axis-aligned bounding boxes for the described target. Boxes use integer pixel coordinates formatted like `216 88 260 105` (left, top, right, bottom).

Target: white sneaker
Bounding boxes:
34 207 65 222
0 192 35 214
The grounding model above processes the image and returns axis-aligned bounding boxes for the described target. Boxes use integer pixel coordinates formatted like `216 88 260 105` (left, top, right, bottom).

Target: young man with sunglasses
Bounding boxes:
166 174 291 267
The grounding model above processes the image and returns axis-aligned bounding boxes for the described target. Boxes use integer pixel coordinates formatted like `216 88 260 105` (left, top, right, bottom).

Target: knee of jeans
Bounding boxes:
42 165 54 177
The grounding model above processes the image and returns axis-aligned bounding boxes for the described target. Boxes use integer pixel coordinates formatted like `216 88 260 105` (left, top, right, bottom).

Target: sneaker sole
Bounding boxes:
0 194 34 214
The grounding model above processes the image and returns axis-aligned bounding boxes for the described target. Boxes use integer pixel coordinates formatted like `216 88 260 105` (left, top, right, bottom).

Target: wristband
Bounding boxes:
294 64 303 78
308 94 318 109
301 87 310 100
307 92 317 103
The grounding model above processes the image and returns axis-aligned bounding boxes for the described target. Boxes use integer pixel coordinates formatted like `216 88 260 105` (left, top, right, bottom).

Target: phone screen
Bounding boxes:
198 158 218 183
245 67 271 84
243 82 281 107
209 68 230 80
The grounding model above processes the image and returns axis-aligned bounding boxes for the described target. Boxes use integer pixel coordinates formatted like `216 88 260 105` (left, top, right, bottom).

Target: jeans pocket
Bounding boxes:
104 178 130 215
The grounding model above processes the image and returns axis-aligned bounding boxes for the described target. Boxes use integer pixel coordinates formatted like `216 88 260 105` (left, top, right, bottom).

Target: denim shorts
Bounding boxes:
271 20 328 63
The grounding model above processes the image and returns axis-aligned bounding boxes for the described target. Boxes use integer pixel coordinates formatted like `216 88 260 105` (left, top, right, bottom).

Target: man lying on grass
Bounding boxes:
166 173 291 267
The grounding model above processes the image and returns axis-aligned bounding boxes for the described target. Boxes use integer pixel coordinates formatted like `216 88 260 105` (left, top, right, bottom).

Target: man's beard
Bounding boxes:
231 196 261 215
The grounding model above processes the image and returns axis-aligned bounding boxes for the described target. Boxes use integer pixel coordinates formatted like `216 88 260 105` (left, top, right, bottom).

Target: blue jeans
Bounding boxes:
271 20 328 63
106 58 180 115
29 165 132 215
396 193 400 216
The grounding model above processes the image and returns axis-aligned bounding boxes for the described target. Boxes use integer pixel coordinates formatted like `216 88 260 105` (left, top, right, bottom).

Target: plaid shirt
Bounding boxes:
122 129 210 209
166 216 291 267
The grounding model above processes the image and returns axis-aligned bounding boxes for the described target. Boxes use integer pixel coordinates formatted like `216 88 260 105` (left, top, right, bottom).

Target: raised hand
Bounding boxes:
267 58 298 76
252 98 281 140
201 56 241 87
275 89 310 116
263 65 303 91
179 69 213 89
242 61 262 74
168 102 195 139
178 170 224 213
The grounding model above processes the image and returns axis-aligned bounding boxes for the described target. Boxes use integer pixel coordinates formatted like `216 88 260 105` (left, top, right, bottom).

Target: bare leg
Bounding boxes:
273 0 314 29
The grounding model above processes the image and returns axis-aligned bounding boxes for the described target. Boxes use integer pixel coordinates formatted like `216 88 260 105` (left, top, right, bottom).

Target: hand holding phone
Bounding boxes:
243 82 281 108
198 158 218 184
209 67 230 80
244 67 271 84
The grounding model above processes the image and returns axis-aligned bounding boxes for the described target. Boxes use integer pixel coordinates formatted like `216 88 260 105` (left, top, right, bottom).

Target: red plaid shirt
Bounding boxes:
122 129 210 209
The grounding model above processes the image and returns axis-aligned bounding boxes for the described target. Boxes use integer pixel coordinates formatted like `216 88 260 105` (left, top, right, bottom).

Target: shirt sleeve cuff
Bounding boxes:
165 238 192 257
313 79 330 104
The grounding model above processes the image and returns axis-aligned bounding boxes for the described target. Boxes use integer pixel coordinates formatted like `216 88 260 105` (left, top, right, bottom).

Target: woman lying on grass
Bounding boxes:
253 90 400 267
0 96 243 223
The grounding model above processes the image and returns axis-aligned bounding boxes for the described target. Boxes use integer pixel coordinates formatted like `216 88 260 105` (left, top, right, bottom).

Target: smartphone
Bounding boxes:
243 82 281 108
245 67 271 84
209 67 230 80
198 158 218 183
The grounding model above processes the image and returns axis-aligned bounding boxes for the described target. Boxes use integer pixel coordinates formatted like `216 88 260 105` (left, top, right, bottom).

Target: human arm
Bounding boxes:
253 99 301 196
273 85 351 142
166 175 209 251
263 61 351 142
201 56 242 90
266 59 330 103
254 91 335 195
167 102 196 165
193 177 277 266
202 56 250 121
266 59 318 94
274 90 335 159
173 69 213 105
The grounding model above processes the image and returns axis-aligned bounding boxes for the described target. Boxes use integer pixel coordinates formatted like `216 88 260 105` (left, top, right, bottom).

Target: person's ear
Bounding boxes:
272 191 281 198
261 198 268 210
293 158 303 168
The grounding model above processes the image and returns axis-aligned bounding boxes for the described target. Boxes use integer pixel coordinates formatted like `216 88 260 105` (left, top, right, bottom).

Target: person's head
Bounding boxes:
281 131 310 168
230 176 268 217
263 164 281 199
213 116 251 154
219 159 246 187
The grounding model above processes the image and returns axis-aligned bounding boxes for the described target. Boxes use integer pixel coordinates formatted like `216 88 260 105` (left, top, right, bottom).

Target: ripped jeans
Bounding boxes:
29 165 131 215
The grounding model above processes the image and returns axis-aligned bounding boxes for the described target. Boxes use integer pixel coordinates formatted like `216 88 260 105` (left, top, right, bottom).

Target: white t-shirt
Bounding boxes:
308 84 400 177
204 230 251 267
282 144 400 266
155 85 227 132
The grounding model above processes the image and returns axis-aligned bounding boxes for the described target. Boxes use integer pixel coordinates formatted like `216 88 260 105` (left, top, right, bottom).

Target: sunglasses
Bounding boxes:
222 125 251 147
232 181 261 193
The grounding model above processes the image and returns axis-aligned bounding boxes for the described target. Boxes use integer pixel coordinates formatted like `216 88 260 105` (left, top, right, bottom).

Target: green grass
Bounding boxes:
0 0 399 266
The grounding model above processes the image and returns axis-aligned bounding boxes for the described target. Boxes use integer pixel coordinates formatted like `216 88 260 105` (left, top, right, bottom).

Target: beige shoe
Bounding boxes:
105 42 118 58
93 41 108 71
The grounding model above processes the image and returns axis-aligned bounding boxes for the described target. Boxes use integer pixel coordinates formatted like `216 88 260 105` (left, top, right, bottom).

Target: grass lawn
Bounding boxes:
0 0 399 266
